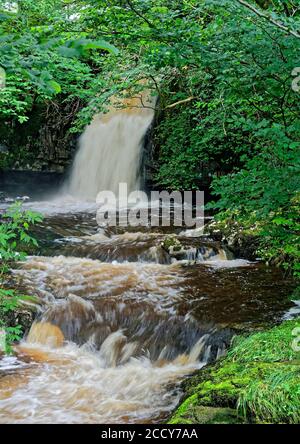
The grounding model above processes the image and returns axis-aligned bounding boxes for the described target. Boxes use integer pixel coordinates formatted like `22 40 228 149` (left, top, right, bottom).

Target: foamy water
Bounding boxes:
13 256 185 314
0 334 207 424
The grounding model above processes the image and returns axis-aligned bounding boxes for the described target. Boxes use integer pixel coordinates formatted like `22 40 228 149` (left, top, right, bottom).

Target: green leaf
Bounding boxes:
82 40 119 55
47 80 61 94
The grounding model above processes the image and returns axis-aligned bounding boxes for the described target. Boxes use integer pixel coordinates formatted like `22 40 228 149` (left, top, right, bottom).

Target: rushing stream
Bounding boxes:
0 208 295 424
0 96 296 424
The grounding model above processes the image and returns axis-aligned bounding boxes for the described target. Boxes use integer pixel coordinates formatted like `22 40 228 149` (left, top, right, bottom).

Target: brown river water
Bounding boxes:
0 100 296 423
0 209 296 424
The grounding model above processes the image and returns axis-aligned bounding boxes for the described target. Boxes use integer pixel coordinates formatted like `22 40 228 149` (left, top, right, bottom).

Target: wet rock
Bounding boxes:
0 101 79 173
27 322 64 347
161 234 182 252
161 235 198 261
205 220 260 261
0 144 9 153
3 303 38 336
161 234 231 263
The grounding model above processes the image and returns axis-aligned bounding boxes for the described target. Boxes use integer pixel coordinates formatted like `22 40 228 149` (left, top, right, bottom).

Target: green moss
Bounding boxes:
169 394 197 424
170 405 241 425
171 319 300 424
190 362 281 408
289 287 300 301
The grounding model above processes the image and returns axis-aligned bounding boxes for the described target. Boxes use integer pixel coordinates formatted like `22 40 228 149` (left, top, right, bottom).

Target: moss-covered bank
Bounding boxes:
169 319 300 424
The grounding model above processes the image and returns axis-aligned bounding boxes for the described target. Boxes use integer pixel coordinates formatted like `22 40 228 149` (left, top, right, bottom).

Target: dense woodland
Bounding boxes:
0 0 299 276
0 0 300 425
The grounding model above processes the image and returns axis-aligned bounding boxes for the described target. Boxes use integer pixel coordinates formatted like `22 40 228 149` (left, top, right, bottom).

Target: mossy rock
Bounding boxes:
161 235 182 252
205 219 261 260
170 404 243 424
168 394 198 424
170 319 300 424
1 301 39 335
186 361 281 409
171 361 300 424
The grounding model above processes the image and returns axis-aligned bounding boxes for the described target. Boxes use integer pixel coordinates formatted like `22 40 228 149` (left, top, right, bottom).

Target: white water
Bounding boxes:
1 254 214 424
0 337 207 424
67 95 155 200
12 256 186 314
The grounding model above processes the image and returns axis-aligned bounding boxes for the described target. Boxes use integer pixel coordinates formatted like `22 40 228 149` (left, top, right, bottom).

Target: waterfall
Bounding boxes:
67 93 155 200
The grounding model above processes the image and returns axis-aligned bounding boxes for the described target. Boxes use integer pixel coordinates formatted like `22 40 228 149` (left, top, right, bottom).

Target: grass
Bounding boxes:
169 319 300 424
239 366 300 423
228 320 300 363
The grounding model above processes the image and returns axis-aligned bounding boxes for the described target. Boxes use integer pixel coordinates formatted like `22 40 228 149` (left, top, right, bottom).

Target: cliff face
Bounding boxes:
0 101 79 173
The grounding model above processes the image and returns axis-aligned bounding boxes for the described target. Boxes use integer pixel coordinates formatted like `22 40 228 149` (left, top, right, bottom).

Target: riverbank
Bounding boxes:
169 318 300 424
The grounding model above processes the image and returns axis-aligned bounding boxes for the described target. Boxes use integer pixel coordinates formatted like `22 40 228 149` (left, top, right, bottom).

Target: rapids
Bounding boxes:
0 210 295 423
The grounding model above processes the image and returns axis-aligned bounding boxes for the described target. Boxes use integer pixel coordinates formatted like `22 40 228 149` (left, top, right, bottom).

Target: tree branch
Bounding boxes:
236 0 300 39
125 0 156 29
165 96 196 109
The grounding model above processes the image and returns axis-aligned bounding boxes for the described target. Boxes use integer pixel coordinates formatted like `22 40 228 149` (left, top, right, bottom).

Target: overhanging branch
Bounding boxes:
165 97 196 109
125 0 156 29
237 0 300 39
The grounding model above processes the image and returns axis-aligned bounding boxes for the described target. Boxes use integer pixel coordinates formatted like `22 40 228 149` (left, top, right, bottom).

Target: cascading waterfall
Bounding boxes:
67 93 155 200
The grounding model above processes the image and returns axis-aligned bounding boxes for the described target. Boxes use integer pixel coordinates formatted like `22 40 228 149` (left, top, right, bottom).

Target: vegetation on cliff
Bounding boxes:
170 319 300 424
0 203 41 352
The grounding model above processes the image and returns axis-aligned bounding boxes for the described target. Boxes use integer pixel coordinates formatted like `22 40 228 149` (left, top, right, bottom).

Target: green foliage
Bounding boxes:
228 320 300 362
0 288 22 353
0 288 20 314
0 0 118 123
0 201 43 272
154 104 208 190
238 367 300 423
0 202 42 353
149 0 299 189
210 138 300 275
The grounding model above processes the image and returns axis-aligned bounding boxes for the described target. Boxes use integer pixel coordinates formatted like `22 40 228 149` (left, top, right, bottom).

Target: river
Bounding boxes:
0 95 296 423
